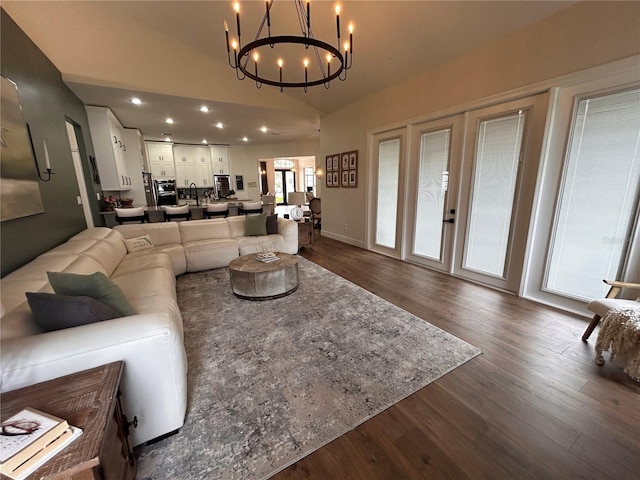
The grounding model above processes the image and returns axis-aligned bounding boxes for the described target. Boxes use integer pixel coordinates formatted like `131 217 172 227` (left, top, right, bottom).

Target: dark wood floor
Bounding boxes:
272 233 640 480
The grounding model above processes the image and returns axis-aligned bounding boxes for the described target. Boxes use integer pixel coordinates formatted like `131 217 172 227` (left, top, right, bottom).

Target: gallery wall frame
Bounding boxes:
341 150 358 188
325 154 340 188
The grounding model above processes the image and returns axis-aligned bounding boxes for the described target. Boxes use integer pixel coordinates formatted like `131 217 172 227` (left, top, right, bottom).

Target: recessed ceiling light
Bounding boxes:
131 97 142 105
242 137 248 142
200 106 209 113
165 118 174 124
202 139 208 144
261 126 268 133
216 122 224 129
164 137 172 142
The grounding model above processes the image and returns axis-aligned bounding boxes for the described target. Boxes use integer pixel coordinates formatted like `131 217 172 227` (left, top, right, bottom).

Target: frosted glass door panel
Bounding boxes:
545 88 640 300
414 129 451 260
464 111 526 277
376 139 401 248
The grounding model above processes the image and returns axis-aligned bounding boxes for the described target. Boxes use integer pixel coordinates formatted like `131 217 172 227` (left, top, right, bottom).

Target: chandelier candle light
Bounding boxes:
224 0 354 92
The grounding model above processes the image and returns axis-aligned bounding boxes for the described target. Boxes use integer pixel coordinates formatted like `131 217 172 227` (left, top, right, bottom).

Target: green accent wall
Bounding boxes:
1 9 104 277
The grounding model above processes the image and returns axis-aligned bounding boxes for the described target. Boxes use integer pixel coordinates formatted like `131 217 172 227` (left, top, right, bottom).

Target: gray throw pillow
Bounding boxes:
245 212 268 236
26 292 122 332
266 214 278 234
47 271 136 316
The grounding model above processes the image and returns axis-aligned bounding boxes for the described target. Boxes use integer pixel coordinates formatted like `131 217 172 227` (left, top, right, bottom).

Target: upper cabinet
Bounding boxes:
174 145 212 187
122 128 147 171
146 142 175 179
210 146 230 175
85 106 131 190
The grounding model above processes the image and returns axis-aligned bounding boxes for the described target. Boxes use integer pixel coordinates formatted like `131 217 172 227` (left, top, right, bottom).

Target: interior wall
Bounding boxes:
1 9 102 277
318 1 640 246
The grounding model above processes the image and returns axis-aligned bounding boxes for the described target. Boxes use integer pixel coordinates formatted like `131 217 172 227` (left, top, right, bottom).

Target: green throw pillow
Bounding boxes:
47 271 136 316
244 212 268 236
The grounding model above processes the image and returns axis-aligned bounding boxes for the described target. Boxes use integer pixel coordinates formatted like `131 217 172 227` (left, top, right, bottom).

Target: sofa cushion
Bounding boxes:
183 239 239 272
179 219 230 242
237 235 285 255
114 222 182 247
124 234 154 253
113 251 177 278
245 213 268 236
62 255 109 276
227 216 246 238
47 271 136 316
25 292 122 332
266 214 278 234
81 230 127 276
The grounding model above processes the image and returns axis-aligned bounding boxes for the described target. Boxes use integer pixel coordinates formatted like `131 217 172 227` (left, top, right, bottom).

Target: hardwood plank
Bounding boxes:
270 235 640 480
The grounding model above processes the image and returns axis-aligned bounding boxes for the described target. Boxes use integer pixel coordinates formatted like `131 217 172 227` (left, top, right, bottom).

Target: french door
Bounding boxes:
274 170 296 205
453 94 548 291
373 93 548 292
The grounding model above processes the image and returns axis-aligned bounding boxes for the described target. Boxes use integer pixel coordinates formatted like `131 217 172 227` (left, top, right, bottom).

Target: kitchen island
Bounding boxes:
100 201 253 227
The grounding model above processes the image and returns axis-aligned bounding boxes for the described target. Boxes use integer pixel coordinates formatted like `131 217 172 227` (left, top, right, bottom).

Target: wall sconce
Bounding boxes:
315 168 323 177
36 140 55 182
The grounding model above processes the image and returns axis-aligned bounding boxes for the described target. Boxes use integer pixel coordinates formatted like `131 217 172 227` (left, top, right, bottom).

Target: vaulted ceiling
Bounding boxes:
3 1 576 145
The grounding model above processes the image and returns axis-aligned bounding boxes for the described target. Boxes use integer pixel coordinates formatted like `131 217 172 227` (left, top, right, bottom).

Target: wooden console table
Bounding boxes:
0 362 136 480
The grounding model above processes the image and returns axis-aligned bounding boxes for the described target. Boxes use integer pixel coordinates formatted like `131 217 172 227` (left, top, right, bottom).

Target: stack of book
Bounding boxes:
0 408 82 480
255 252 280 263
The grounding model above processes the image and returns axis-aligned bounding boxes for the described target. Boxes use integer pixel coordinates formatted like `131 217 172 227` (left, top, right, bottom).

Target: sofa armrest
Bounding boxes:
277 218 299 254
0 313 187 446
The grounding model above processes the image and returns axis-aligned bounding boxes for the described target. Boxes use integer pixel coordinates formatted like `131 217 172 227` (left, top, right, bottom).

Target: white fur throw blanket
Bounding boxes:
595 306 640 382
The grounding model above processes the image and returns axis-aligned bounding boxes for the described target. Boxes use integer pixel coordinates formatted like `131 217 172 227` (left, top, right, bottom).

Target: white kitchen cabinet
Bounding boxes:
210 146 230 174
86 106 132 190
176 163 197 188
123 128 147 171
146 142 175 178
195 163 213 187
173 146 195 165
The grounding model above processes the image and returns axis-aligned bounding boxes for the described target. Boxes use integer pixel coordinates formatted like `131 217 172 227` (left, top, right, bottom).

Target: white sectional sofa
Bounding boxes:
0 216 297 446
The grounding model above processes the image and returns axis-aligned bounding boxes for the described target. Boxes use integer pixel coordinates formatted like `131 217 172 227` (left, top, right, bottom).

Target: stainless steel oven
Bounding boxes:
155 179 177 206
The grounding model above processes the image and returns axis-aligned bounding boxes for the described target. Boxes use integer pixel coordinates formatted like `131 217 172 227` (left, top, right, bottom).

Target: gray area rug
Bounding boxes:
137 257 481 479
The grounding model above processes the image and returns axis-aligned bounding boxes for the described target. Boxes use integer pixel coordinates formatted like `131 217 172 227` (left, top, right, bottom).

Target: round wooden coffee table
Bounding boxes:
228 253 299 300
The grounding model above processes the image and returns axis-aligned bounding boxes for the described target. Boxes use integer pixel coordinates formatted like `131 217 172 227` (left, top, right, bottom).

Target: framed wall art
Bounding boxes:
0 76 45 222
341 169 349 187
340 150 358 188
326 154 340 187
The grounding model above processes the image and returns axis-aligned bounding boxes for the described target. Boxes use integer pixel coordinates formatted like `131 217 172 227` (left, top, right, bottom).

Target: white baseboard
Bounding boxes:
320 231 366 249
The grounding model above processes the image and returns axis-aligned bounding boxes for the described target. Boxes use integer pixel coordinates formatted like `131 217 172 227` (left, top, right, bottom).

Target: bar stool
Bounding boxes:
239 201 263 215
115 207 148 225
163 205 191 222
205 203 229 218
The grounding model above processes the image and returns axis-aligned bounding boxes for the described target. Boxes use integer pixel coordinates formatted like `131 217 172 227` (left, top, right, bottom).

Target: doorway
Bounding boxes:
65 121 94 228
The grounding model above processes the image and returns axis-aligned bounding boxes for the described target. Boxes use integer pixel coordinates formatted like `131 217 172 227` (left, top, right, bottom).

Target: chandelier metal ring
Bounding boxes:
237 36 344 88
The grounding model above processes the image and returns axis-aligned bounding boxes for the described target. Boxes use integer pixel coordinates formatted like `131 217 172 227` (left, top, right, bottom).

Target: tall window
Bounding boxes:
304 167 315 193
545 88 640 300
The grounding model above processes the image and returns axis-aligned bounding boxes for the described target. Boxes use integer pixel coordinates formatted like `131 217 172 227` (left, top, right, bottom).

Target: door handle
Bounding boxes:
443 218 454 224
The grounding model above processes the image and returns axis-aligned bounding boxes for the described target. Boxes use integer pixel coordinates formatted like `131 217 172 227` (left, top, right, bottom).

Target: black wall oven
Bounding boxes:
155 180 177 206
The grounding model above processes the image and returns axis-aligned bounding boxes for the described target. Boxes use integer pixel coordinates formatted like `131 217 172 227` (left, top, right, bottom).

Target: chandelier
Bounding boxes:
224 0 354 92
